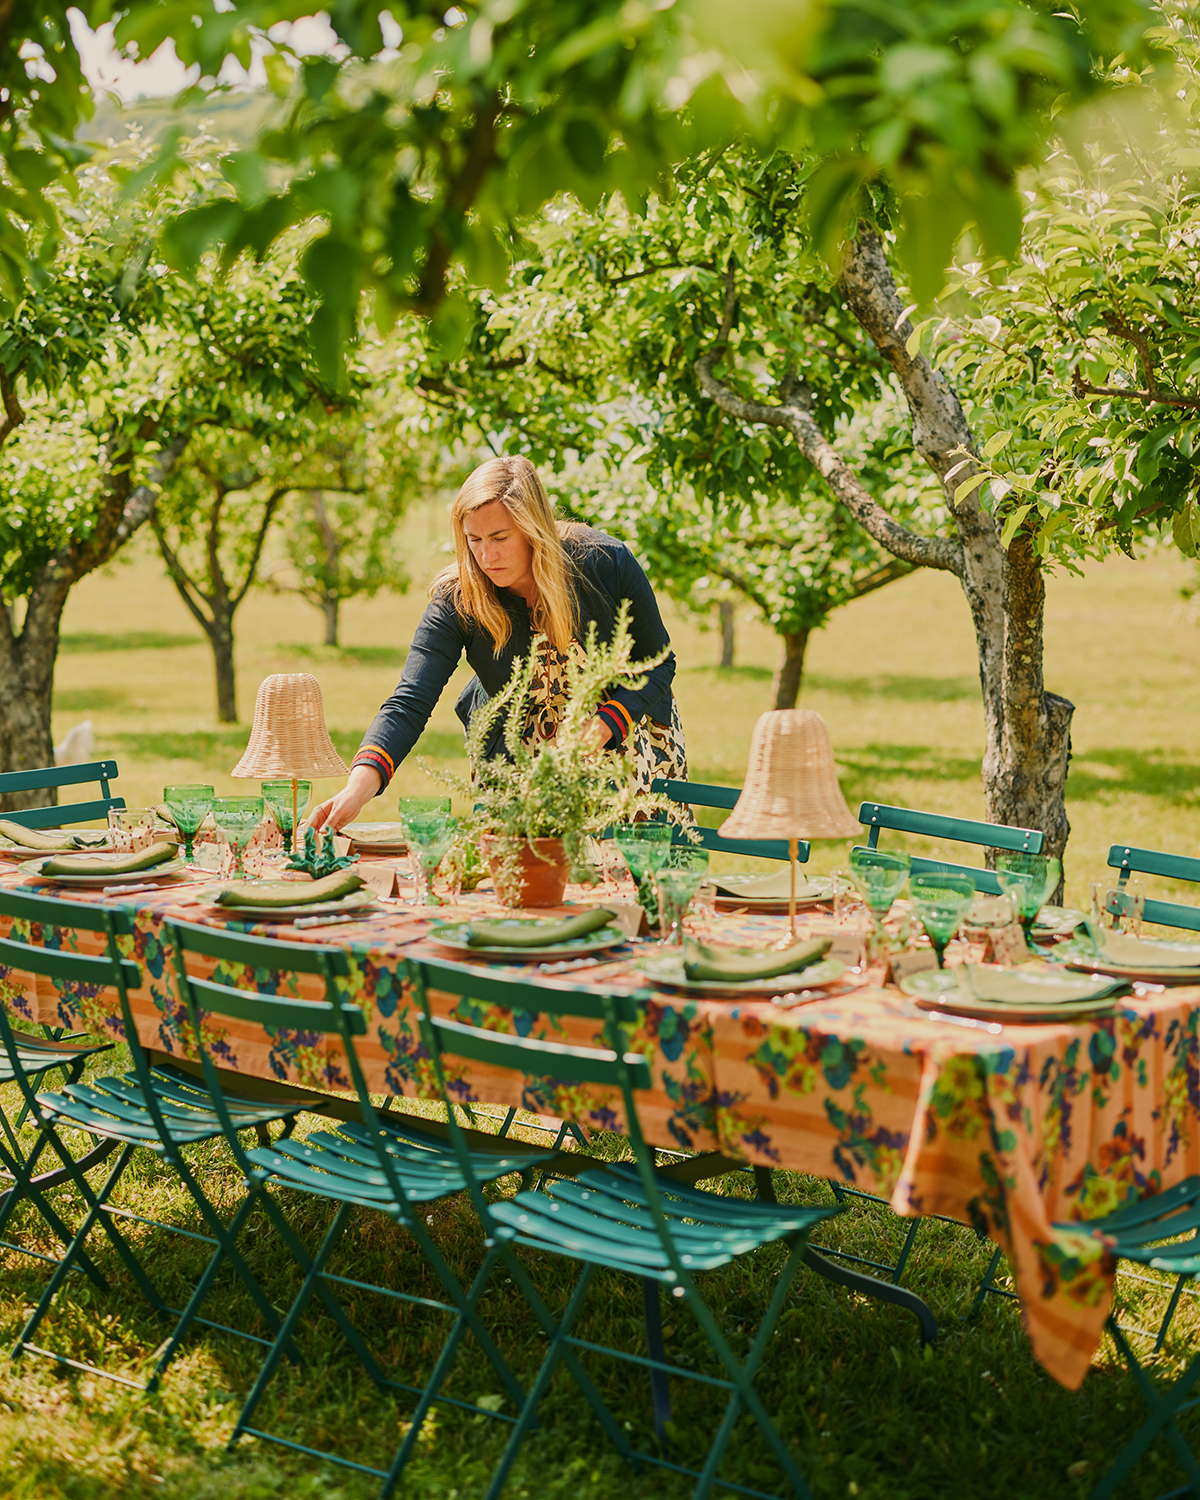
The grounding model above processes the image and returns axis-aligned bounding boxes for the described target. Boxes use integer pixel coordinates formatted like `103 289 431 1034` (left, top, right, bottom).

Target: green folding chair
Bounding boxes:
1054 1179 1200 1500
164 917 568 1494
409 951 846 1500
0 894 118 1278
1105 842 1200 935
650 776 810 863
0 759 125 830
9 892 306 1392
857 800 1044 894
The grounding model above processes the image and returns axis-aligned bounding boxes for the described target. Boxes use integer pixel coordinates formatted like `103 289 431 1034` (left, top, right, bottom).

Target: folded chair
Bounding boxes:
1054 1180 1200 1500
409 951 846 1500
9 893 306 1392
163 918 569 1494
0 760 125 830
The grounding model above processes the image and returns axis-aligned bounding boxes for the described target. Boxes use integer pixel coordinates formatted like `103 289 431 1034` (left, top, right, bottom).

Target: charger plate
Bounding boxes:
713 874 835 915
1033 906 1087 937
197 887 380 920
429 920 626 962
636 954 845 997
1057 936 1200 984
19 855 187 887
901 965 1127 1022
343 822 408 854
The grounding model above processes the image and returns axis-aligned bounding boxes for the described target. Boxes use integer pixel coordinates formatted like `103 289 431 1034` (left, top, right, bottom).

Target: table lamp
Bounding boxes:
719 709 862 943
230 674 350 843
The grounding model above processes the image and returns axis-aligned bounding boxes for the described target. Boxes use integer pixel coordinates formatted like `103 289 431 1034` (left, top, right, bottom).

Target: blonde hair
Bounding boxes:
431 456 579 654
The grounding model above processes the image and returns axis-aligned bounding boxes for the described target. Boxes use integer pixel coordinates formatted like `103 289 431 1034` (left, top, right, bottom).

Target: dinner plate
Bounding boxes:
196 887 381 920
428 920 626 961
343 822 408 853
19 855 188 887
1033 906 1087 937
636 954 846 997
713 875 835 914
0 837 114 859
900 965 1127 1022
1056 937 1200 984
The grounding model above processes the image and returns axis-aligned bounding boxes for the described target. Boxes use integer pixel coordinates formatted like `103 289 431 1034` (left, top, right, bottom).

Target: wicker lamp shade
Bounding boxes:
720 710 861 842
230 674 349 780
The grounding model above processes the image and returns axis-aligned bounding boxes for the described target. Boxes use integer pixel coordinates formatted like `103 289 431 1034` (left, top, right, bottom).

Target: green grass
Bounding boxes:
1 1057 1196 1500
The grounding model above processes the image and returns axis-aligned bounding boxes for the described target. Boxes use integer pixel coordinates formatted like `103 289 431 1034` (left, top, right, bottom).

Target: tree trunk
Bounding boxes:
323 593 339 648
210 610 238 723
718 599 734 667
772 627 809 709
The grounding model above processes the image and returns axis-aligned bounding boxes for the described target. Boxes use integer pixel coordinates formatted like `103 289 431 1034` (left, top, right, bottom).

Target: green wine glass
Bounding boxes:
995 853 1062 950
400 811 456 906
655 845 710 946
261 780 312 856
210 796 264 879
614 823 674 921
397 796 452 818
163 784 213 863
848 847 911 958
910 872 977 968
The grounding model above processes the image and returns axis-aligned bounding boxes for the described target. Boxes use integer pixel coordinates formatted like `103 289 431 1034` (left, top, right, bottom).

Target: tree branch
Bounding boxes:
232 485 289 608
150 512 217 638
0 365 24 449
1071 366 1200 409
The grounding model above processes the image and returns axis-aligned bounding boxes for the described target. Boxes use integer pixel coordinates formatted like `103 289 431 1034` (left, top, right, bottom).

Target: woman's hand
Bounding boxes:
308 765 384 832
578 715 614 750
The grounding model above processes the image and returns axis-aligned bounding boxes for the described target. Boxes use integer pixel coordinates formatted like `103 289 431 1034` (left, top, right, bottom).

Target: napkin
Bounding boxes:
464 908 616 948
713 871 812 900
1084 933 1200 969
344 823 408 847
953 966 1126 1005
211 870 365 908
40 841 176 877
0 820 109 852
683 936 832 983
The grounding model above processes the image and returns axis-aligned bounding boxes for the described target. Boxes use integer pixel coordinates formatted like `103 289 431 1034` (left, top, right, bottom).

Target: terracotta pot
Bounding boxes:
481 835 570 908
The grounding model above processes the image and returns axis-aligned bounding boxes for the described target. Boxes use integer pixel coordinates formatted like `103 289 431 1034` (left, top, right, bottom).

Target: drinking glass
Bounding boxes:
848 847 911 958
614 823 673 921
401 811 456 906
397 796 452 818
108 806 158 855
654 846 710 945
909 872 977 967
210 797 265 879
163 785 213 863
995 853 1062 950
261 780 312 856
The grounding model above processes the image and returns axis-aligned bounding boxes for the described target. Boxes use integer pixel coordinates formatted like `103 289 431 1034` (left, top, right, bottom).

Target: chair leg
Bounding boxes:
1091 1319 1200 1500
641 1277 672 1449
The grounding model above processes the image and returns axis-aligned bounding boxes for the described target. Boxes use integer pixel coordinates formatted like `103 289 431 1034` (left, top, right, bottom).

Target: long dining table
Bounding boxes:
1 861 1197 1396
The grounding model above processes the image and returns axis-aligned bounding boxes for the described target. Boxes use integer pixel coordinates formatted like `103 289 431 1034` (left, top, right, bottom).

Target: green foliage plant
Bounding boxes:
423 603 673 902
285 824 356 879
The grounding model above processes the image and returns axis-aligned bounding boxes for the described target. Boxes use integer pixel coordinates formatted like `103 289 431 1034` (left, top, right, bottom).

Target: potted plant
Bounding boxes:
424 604 674 907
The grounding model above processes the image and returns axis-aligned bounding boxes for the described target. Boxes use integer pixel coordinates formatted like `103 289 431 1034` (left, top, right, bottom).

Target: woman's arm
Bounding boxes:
594 543 676 745
308 592 469 830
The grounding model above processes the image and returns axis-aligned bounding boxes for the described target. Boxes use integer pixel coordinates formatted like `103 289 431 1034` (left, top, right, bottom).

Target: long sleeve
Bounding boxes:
351 593 471 789
594 542 676 742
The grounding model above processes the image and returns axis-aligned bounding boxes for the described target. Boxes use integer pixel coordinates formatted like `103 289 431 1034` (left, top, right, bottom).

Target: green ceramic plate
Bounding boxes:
636 954 845 996
198 887 380 920
429 920 627 961
712 874 835 913
900 964 1126 1022
1033 905 1087 936
1057 938 1200 983
19 855 187 887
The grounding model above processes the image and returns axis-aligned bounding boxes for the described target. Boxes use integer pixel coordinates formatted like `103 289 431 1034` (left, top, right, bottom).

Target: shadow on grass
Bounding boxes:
54 687 130 713
1067 749 1200 804
60 630 202 653
806 673 980 702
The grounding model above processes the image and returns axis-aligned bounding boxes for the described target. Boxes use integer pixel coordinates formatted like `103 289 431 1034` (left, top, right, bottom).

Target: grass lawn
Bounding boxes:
1 515 1194 1498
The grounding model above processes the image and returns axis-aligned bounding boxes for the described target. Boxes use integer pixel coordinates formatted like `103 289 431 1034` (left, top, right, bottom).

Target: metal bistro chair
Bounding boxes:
650 776 809 864
0 760 125 830
409 951 849 1500
1105 842 1200 936
9 893 307 1393
164 918 571 1495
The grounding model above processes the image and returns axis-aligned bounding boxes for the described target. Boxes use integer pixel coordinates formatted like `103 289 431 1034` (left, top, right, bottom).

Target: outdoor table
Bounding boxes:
1 863 1196 1394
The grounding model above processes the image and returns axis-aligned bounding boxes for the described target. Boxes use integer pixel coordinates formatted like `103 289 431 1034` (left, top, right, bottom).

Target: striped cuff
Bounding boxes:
352 745 395 789
598 701 634 747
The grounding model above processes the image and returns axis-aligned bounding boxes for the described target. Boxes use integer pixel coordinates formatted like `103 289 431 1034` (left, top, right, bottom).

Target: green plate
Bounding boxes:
198 887 380 921
19 855 187 887
1057 938 1200 984
713 874 834 913
1033 905 1087 936
900 965 1126 1022
429 920 627 961
636 954 846 997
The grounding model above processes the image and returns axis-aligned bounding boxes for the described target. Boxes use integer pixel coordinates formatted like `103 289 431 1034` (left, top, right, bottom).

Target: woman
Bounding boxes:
309 454 687 831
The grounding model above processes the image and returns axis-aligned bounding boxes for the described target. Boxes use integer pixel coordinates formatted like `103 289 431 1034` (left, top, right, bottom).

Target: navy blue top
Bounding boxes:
352 527 675 787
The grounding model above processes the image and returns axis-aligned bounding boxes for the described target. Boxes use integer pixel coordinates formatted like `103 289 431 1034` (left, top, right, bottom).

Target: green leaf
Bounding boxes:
954 471 989 502
983 431 1013 460
1000 503 1033 547
1173 498 1200 558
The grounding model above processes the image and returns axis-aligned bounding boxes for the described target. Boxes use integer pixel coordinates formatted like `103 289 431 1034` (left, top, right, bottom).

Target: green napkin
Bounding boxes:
953 966 1126 1005
465 908 616 948
1083 932 1200 969
211 870 365 908
0 820 107 852
40 841 176 877
713 871 811 900
683 936 832 983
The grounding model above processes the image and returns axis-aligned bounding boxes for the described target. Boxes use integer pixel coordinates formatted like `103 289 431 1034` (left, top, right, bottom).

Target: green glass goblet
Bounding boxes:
397 796 452 817
614 823 673 922
995 853 1063 950
909 872 977 968
655 847 710 946
210 796 264 879
401 811 456 906
163 784 213 863
261 780 312 856
848 847 911 959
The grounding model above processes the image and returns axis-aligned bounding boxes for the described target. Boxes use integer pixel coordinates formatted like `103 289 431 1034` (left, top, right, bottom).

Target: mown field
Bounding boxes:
2 512 1195 1500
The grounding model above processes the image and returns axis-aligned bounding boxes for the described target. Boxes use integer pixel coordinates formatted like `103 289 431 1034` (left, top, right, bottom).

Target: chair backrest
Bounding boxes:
1105 843 1200 933
0 890 140 1109
856 801 1044 895
651 778 810 864
0 761 125 830
406 954 675 1253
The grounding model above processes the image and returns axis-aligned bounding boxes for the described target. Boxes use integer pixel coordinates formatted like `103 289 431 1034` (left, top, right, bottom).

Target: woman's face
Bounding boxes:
463 501 536 597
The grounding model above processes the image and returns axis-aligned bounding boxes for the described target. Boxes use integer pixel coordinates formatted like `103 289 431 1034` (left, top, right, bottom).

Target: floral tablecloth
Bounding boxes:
1 864 1196 1392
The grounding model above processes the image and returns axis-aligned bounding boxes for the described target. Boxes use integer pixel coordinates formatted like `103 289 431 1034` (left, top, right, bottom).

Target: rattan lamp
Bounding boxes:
720 710 862 942
230 674 349 839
